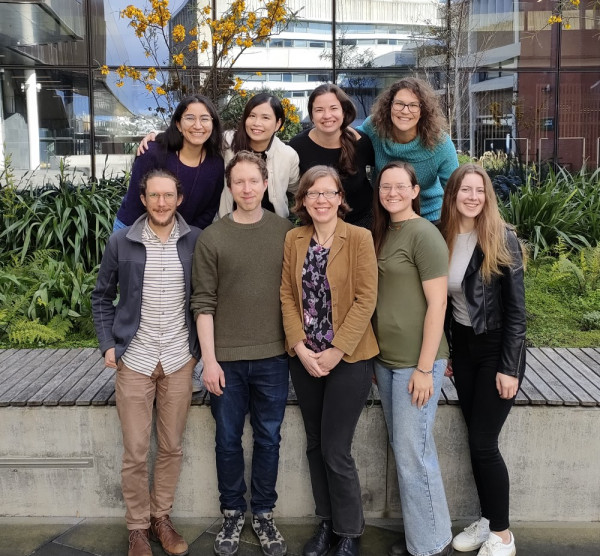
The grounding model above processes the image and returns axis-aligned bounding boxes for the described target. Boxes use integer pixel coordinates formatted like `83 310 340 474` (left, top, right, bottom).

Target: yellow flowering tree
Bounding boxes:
546 0 599 31
102 0 298 120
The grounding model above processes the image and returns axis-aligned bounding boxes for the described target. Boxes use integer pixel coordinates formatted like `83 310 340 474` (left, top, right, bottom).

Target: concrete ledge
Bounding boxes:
0 403 598 521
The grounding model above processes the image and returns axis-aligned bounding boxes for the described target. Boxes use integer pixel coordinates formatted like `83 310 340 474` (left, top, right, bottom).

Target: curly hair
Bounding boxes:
292 165 351 225
308 84 358 176
440 164 517 282
225 150 268 188
370 77 447 149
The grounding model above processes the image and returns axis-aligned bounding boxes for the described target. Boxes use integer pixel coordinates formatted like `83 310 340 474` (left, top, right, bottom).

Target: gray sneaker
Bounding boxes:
251 512 287 556
214 510 245 555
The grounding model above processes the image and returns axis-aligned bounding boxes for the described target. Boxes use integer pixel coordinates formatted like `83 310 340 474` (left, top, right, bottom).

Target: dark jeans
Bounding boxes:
290 356 373 537
210 354 289 514
451 321 517 532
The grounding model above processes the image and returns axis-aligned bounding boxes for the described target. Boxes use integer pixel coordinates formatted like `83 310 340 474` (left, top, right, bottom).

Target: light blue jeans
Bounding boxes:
374 359 452 556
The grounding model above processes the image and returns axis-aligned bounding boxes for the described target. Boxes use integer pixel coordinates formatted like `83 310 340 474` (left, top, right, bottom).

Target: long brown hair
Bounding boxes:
440 164 516 282
370 77 447 149
371 161 421 256
308 84 357 176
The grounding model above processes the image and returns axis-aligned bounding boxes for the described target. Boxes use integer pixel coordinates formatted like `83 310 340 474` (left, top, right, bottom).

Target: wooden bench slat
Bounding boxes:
76 365 117 406
0 348 20 365
0 349 34 384
576 348 600 379
190 388 209 406
3 349 72 406
553 349 600 405
521 359 565 405
58 353 106 406
529 348 595 406
91 373 116 406
518 374 547 405
442 376 460 405
26 348 90 406
0 349 59 404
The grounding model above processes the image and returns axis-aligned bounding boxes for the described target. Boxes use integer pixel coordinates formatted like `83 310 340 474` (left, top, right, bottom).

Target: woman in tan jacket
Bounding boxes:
280 165 378 556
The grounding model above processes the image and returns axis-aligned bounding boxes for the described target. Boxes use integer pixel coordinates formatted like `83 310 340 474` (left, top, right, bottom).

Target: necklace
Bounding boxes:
313 231 335 247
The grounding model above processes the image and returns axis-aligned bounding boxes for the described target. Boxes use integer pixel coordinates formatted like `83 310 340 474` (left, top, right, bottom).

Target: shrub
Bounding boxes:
581 311 600 331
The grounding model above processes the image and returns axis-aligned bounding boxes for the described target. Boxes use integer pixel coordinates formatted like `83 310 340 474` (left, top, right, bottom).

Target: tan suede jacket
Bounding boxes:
280 218 379 362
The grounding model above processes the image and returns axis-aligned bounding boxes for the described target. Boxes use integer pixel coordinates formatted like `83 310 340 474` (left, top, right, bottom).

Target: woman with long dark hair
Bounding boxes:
289 84 375 228
440 164 526 556
372 161 453 556
115 94 224 230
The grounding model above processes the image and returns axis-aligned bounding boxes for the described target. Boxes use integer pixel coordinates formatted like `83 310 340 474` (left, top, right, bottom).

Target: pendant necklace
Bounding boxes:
314 231 335 247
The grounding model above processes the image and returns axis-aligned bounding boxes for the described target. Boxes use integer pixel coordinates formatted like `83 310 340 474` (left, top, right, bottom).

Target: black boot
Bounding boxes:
303 520 338 556
332 536 360 556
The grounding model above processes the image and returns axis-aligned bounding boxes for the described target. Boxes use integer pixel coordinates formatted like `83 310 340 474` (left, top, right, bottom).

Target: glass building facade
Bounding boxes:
0 0 598 179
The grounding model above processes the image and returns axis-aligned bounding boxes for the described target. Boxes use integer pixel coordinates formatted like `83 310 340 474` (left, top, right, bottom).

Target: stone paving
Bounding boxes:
0 517 598 556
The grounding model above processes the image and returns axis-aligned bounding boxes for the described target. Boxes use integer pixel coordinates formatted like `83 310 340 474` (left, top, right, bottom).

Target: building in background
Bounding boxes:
0 0 598 178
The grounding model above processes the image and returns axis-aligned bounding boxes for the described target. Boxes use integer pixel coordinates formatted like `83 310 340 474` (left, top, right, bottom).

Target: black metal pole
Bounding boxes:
86 0 96 180
553 18 561 170
332 0 337 82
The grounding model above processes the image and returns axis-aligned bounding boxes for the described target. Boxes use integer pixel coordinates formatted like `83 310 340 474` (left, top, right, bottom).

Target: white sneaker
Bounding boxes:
192 358 204 393
452 517 490 551
477 532 516 556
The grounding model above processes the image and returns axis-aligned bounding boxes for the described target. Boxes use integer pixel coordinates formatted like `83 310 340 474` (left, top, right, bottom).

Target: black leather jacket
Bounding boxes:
446 228 526 378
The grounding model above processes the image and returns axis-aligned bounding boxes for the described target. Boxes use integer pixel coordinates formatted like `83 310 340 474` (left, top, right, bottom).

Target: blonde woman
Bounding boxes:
440 164 526 556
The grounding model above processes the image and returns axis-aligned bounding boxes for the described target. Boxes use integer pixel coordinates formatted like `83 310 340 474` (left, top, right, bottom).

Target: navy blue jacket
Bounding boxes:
92 213 201 362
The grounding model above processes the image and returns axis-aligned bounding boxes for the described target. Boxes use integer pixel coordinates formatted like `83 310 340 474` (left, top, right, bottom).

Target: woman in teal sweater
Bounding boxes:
360 77 458 223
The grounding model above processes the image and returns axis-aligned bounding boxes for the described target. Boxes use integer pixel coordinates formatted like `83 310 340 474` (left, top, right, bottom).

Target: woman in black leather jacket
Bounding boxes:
440 164 525 556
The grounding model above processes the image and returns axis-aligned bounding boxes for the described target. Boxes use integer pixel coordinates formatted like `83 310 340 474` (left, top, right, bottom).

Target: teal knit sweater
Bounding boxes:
359 116 458 222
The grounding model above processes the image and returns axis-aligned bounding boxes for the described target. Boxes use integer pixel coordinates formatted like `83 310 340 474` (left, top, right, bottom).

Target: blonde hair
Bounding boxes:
440 164 517 282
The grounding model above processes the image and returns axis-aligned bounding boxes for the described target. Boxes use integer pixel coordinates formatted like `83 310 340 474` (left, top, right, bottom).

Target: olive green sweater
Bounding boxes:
191 211 293 361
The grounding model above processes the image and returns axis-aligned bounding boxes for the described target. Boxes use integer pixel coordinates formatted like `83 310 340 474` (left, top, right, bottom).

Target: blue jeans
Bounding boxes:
210 354 289 514
374 359 452 556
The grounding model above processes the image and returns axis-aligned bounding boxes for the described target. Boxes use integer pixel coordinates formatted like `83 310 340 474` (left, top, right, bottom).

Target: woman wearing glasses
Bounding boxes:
289 84 375 228
360 77 458 224
114 94 224 230
280 166 378 556
372 161 453 556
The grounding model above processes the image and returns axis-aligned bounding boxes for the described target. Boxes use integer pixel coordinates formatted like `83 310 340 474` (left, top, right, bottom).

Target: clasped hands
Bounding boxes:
294 342 344 377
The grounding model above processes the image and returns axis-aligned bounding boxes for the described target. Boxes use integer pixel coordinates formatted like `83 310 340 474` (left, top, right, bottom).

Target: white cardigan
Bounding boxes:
218 130 300 218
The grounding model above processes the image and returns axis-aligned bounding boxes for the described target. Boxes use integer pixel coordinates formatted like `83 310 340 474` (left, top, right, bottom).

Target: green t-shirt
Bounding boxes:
373 217 450 368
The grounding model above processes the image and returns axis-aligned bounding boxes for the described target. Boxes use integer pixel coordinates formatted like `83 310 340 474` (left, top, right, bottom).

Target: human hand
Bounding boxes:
313 347 344 373
136 131 157 156
104 347 117 369
408 369 434 409
203 359 226 396
294 342 328 377
496 372 519 399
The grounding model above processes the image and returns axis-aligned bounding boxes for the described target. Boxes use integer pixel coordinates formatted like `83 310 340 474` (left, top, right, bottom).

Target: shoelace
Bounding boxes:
221 515 241 538
255 517 279 541
155 517 176 536
129 529 148 548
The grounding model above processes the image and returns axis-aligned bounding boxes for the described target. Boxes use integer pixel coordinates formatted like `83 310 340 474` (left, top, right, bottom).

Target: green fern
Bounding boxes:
7 317 72 346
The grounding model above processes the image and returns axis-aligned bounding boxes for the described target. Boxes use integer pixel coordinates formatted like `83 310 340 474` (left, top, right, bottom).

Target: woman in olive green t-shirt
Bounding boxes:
371 161 453 556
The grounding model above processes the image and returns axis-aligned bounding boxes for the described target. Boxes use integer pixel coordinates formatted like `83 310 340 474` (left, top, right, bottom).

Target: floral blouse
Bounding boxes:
302 239 333 352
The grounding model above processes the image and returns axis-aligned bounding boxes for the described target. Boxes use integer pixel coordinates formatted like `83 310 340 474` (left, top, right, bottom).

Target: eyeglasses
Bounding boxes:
379 184 413 193
305 190 340 200
391 101 421 114
181 115 213 126
146 192 177 202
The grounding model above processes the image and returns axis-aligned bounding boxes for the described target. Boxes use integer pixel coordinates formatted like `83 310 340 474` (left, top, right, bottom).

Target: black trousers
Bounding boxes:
451 321 517 532
290 356 373 537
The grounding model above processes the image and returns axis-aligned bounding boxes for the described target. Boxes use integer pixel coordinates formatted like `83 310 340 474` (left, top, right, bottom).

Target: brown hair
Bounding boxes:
440 164 518 282
371 161 420 256
308 84 358 176
225 150 268 188
140 168 182 197
292 165 351 225
370 77 447 149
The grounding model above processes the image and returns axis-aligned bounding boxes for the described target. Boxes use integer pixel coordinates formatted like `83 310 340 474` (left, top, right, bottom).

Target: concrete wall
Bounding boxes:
0 405 598 521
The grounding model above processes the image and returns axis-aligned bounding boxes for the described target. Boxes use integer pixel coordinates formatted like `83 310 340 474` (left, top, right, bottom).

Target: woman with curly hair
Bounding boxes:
440 164 525 556
289 84 375 228
360 77 458 223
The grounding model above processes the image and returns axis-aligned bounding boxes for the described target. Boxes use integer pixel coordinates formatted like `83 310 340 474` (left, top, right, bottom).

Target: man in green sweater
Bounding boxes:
191 151 293 556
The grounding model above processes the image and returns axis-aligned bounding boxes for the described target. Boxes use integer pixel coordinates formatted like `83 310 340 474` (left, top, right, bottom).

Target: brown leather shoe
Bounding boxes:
150 515 189 556
128 528 151 556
